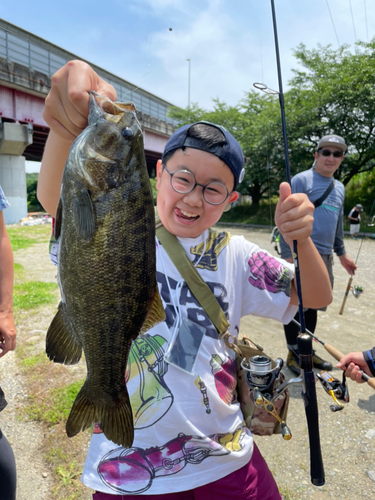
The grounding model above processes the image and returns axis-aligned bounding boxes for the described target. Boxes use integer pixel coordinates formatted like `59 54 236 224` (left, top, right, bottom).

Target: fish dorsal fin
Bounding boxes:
73 189 95 242
139 285 166 336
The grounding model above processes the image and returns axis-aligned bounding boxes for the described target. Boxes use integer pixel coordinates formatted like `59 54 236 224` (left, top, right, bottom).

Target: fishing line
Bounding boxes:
353 198 375 265
348 0 357 43
117 27 174 103
325 0 341 47
364 0 369 41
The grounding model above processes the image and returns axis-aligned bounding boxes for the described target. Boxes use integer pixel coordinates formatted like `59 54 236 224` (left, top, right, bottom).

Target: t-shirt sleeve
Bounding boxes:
238 237 297 324
0 186 10 211
363 347 375 377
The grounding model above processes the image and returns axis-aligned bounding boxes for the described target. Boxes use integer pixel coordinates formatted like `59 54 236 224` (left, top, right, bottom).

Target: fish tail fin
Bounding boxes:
46 304 82 364
99 390 134 448
66 384 134 448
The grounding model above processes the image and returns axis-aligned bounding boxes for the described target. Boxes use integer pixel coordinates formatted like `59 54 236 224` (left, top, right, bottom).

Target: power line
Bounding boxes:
325 0 340 47
364 0 369 42
348 0 357 42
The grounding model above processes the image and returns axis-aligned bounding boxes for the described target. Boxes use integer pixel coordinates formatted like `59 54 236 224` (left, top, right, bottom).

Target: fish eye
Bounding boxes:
121 127 133 138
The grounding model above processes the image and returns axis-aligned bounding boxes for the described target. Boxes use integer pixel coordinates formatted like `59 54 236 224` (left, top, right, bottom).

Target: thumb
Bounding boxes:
278 182 291 204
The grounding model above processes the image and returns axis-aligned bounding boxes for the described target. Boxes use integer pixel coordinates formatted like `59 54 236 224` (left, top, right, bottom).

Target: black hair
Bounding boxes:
162 123 226 165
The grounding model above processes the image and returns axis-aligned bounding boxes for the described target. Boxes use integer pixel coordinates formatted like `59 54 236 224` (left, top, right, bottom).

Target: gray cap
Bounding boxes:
356 204 364 211
317 134 347 153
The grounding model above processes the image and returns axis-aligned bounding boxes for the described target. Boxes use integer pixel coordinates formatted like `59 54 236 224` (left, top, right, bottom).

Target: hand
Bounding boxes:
43 60 117 142
275 182 315 247
0 311 16 358
336 351 371 382
338 254 357 275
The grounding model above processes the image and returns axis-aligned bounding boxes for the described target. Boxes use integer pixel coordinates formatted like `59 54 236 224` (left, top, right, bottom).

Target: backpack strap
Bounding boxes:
313 179 335 208
155 216 229 336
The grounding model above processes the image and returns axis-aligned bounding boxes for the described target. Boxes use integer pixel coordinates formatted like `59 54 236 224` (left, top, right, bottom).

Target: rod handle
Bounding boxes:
339 277 353 315
324 343 375 390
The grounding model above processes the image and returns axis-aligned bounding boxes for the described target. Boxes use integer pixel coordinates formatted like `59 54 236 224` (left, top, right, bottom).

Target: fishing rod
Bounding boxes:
292 318 375 390
339 199 375 315
267 0 325 486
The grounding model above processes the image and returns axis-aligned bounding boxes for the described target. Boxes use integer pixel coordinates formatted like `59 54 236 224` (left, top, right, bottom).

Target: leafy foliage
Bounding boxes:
169 40 375 205
26 173 44 212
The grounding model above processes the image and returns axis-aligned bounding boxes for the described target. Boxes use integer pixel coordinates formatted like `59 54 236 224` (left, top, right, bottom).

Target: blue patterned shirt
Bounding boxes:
0 186 10 211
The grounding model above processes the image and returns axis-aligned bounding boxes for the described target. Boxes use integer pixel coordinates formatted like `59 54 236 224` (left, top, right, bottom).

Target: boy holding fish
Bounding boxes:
38 60 332 500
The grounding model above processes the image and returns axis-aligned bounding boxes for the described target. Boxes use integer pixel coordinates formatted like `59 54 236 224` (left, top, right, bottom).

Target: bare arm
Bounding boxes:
0 212 16 357
37 60 116 215
275 182 332 309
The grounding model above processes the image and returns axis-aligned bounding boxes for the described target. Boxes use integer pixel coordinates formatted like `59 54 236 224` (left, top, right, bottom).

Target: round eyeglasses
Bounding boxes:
162 165 231 205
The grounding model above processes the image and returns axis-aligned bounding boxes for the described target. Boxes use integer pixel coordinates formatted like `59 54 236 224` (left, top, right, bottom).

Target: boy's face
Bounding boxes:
156 148 239 238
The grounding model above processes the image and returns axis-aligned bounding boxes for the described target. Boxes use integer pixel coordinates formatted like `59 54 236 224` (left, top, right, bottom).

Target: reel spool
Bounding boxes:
352 285 363 298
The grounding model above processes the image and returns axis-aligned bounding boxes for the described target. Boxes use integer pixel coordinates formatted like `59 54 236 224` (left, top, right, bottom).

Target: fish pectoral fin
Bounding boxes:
46 303 82 365
139 285 166 335
66 384 134 448
73 189 95 241
54 198 63 240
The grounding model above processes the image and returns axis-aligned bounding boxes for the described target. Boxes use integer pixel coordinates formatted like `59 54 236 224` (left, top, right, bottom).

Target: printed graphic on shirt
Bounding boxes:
97 425 246 494
248 251 293 297
157 271 229 340
124 334 173 429
194 375 211 414
210 354 237 405
190 230 230 271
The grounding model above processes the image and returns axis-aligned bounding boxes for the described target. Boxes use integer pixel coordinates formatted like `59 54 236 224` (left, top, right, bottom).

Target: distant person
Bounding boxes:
0 186 17 500
337 348 375 383
279 134 357 375
348 204 363 239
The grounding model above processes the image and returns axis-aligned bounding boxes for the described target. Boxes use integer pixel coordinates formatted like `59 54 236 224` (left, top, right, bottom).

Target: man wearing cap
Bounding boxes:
348 204 363 239
279 134 357 375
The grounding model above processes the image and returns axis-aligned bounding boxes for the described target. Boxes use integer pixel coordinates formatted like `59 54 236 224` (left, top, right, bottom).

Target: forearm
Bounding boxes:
0 232 13 312
333 215 346 256
37 131 72 216
290 238 332 308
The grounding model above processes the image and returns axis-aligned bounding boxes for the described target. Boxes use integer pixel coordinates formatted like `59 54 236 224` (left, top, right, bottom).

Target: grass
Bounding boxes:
24 380 84 425
8 224 51 251
13 281 59 310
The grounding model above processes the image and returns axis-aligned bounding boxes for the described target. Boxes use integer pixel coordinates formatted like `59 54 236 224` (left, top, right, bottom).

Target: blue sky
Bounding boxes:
1 0 374 172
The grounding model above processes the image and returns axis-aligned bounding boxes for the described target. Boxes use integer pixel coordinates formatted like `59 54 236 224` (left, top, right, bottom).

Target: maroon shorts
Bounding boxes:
93 443 281 500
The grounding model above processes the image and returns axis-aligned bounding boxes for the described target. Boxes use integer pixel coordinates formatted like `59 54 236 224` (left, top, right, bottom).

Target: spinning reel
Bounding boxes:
241 354 302 440
317 371 349 412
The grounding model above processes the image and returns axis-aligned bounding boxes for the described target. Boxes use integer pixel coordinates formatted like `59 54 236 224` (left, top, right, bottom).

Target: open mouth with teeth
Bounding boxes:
175 207 200 222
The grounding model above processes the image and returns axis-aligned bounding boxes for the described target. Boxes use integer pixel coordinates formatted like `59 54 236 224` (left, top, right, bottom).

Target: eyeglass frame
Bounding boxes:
162 164 232 205
317 148 345 158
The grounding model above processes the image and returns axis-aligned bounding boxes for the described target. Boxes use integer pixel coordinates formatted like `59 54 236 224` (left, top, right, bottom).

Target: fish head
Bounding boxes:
71 92 145 192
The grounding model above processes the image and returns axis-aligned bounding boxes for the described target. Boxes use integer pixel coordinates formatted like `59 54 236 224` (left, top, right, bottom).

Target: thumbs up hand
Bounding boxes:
275 182 314 247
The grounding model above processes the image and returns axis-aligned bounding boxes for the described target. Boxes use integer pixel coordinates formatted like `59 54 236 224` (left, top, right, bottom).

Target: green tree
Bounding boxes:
26 173 43 212
288 40 375 184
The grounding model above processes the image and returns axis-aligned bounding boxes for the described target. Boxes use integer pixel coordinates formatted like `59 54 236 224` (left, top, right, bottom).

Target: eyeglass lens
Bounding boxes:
320 149 343 158
170 169 228 204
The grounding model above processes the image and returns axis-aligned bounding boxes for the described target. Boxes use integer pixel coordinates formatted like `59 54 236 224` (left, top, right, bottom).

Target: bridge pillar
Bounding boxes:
0 122 33 224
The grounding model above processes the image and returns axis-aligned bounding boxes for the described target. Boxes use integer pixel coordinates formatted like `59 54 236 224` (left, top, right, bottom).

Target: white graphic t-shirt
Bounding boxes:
75 229 297 495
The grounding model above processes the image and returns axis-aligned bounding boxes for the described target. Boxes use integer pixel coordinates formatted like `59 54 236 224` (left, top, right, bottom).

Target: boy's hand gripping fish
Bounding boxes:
46 92 165 447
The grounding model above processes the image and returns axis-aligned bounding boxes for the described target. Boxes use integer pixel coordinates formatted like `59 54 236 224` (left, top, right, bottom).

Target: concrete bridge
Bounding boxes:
0 18 177 223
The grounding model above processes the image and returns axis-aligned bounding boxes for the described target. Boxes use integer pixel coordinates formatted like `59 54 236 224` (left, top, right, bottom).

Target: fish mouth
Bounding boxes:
175 207 200 222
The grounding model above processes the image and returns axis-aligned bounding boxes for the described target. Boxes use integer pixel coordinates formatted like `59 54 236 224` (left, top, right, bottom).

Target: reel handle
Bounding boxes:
324 343 375 390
